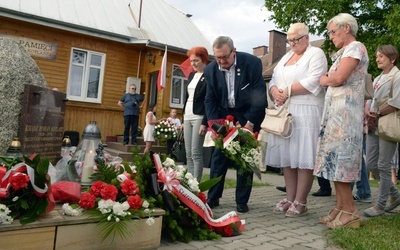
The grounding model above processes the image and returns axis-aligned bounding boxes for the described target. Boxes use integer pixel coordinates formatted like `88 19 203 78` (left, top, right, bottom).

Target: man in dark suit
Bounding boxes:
204 36 267 213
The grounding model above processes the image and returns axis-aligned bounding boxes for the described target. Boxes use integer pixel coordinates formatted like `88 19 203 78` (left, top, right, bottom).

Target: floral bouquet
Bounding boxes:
153 119 177 140
62 159 154 242
0 154 55 225
209 115 261 180
151 155 244 241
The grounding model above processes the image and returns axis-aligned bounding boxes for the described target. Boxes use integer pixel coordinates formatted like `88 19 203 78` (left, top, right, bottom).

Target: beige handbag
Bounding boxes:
261 87 293 138
378 72 400 142
365 73 374 100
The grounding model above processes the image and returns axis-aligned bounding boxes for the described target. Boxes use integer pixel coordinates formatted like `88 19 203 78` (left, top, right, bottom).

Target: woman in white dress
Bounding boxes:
143 103 158 153
266 23 327 216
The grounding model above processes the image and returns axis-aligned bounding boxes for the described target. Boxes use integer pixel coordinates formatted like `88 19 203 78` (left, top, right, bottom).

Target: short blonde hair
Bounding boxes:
287 23 309 36
328 13 358 37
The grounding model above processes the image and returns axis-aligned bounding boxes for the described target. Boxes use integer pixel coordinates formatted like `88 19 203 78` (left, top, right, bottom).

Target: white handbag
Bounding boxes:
261 88 293 138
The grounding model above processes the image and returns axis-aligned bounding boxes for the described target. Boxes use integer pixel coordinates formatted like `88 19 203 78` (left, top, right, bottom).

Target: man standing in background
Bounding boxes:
118 84 144 145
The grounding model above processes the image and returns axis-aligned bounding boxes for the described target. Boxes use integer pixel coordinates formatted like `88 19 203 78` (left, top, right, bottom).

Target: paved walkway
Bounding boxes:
158 167 389 250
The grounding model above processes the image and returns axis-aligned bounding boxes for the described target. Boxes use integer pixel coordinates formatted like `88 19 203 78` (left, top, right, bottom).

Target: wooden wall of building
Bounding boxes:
1 16 188 141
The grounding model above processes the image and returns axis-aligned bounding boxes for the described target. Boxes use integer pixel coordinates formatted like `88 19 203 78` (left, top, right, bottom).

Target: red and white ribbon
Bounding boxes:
0 163 48 198
157 167 180 192
153 154 245 232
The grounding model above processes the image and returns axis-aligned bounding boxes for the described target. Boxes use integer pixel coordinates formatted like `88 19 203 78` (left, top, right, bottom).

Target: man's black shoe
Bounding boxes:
236 204 249 213
312 189 332 197
276 186 286 193
123 142 128 145
207 199 219 208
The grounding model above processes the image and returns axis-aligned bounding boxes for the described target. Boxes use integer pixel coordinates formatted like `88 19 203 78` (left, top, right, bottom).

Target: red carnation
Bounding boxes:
10 173 30 191
121 179 139 195
78 192 96 209
100 184 118 201
215 226 223 234
127 194 143 210
90 181 105 197
223 225 233 237
226 115 234 122
198 192 207 204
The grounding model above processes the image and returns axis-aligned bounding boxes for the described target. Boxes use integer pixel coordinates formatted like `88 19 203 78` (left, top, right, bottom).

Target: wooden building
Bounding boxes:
0 0 212 141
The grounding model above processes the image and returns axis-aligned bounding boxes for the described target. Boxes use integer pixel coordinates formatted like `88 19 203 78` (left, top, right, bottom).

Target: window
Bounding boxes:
169 64 188 109
67 48 106 103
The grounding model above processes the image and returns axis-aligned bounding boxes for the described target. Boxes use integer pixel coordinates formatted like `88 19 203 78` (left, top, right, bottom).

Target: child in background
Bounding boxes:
143 104 159 153
166 109 181 156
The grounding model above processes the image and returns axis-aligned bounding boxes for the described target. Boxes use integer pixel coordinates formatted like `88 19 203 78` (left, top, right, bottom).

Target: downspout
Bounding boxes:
137 47 143 78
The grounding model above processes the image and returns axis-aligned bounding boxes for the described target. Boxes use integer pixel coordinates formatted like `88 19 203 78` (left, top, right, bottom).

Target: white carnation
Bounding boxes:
142 200 150 208
163 158 175 167
146 217 155 226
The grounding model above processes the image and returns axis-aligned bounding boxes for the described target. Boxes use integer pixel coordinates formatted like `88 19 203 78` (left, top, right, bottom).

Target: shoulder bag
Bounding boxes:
172 130 187 162
261 87 293 138
378 72 400 142
365 73 374 100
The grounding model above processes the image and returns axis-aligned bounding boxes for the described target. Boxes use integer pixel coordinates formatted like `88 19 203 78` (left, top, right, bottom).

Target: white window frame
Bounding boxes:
66 48 106 103
169 64 188 109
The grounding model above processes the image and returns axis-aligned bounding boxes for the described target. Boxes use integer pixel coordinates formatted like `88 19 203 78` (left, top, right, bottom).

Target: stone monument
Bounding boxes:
0 37 48 155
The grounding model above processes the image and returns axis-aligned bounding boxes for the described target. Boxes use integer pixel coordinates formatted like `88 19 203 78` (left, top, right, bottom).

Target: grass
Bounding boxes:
327 213 400 249
327 179 400 249
201 173 271 188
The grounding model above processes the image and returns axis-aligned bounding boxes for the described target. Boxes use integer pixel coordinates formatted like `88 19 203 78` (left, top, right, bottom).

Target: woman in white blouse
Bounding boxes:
183 46 209 181
266 23 327 216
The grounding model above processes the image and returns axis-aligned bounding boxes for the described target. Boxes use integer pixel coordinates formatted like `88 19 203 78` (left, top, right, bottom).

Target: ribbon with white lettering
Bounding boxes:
153 153 245 232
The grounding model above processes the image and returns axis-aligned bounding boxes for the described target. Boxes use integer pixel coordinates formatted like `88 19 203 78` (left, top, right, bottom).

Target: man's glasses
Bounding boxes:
327 26 342 36
286 35 306 45
215 50 233 61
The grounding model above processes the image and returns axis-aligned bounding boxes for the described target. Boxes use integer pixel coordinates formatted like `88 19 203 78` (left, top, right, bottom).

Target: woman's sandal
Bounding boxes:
273 198 292 213
319 207 340 224
285 201 308 217
326 210 360 229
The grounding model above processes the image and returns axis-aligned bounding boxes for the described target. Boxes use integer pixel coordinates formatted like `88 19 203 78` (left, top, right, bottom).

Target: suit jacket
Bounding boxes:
183 72 207 126
204 52 267 131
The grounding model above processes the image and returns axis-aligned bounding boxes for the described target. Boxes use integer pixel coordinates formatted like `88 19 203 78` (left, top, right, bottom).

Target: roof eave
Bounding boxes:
0 7 198 56
144 40 188 55
0 7 135 43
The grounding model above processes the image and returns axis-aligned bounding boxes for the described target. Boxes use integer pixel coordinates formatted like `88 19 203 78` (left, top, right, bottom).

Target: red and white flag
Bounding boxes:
179 57 194 79
157 45 167 91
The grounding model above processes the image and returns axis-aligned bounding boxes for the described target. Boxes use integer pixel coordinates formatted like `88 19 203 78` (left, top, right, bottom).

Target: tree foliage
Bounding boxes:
264 0 400 76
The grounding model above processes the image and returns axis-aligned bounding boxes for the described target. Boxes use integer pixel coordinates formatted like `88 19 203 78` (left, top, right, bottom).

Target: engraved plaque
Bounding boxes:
19 85 67 164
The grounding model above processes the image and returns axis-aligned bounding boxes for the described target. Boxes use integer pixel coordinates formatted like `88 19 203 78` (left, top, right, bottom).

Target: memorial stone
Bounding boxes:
0 37 48 154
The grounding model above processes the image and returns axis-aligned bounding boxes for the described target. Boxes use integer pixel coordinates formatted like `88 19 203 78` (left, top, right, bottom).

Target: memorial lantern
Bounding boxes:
60 136 71 157
67 121 101 185
6 137 23 160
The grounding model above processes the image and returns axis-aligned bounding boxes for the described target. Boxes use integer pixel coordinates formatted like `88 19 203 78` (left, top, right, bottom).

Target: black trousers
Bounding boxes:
123 115 139 144
317 177 332 191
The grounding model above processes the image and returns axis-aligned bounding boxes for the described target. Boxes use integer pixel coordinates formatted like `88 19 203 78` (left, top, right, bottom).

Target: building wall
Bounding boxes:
0 16 185 141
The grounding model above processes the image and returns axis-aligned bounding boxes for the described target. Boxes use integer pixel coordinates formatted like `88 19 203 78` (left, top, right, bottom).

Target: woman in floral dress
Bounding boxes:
314 13 369 229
